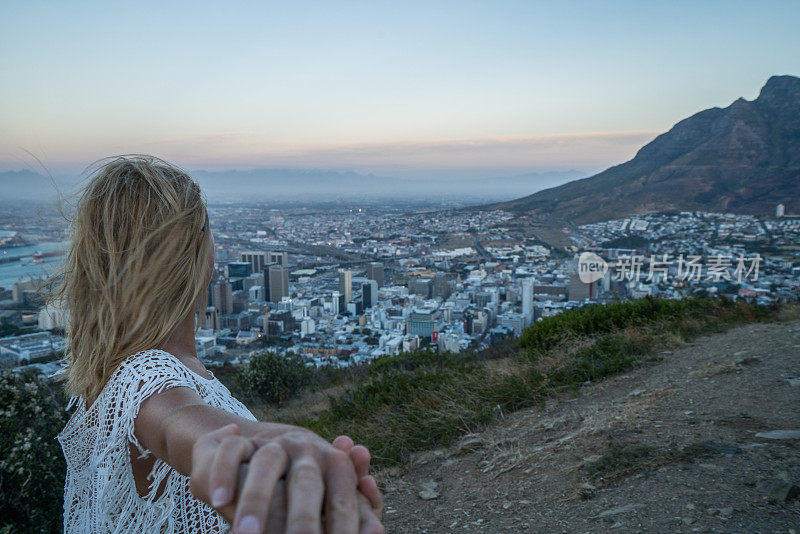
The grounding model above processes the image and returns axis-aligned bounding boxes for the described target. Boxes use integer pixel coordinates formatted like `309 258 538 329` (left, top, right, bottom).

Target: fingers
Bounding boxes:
190 423 241 502
348 444 382 515
285 456 325 534
264 478 287 534
209 434 256 508
331 437 383 520
323 448 359 534
357 495 385 534
349 445 370 479
332 435 354 452
233 443 288 534
358 475 383 516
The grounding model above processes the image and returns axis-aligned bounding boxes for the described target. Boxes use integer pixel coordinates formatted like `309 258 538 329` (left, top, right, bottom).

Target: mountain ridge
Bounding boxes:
0 167 586 203
489 75 800 223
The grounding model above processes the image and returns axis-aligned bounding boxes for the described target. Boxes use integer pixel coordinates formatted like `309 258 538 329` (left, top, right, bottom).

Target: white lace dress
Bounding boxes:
57 349 257 533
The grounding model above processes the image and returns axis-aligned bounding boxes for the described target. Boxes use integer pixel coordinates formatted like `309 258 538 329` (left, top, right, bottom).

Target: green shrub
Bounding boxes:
519 296 711 353
547 333 639 387
518 296 773 355
367 348 473 377
0 370 72 533
236 351 312 404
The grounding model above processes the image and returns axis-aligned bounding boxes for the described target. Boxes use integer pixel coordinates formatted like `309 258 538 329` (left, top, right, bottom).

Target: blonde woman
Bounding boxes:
50 156 384 533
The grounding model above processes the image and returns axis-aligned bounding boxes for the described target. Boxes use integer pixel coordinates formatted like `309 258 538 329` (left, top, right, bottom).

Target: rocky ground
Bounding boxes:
378 319 800 533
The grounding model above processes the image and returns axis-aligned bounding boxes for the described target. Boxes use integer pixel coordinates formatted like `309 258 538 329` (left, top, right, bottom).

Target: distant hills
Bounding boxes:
490 75 800 223
0 170 63 201
0 167 585 204
191 168 584 202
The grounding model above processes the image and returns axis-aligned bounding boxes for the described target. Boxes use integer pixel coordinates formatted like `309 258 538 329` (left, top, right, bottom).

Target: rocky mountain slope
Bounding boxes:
491 75 800 223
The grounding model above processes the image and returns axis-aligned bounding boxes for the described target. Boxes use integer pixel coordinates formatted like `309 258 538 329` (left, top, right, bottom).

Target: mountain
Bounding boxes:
179 168 588 202
0 170 63 201
191 168 393 202
0 167 587 204
490 75 800 223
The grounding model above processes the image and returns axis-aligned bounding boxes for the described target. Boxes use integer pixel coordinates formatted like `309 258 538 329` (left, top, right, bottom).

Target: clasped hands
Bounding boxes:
189 424 384 534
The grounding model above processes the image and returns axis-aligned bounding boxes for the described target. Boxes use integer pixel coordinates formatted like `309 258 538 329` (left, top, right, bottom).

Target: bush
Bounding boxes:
519 296 710 353
547 333 639 387
236 351 312 404
518 296 772 355
0 370 72 533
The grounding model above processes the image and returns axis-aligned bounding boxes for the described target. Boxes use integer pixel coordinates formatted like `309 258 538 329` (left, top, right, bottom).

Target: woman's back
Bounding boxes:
58 349 256 533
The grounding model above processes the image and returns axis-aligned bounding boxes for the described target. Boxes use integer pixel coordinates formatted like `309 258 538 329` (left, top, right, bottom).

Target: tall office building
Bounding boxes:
408 310 436 338
227 261 252 279
432 272 451 299
240 252 266 274
464 310 475 335
261 265 272 302
410 278 432 298
268 264 289 303
361 280 378 309
331 291 345 315
338 269 353 303
522 278 534 327
474 291 492 307
367 262 384 288
202 306 220 330
211 281 233 315
347 299 364 317
269 251 289 266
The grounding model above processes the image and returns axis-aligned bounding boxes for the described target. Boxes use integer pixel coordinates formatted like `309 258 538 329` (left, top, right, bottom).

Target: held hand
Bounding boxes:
332 435 384 525
189 424 384 534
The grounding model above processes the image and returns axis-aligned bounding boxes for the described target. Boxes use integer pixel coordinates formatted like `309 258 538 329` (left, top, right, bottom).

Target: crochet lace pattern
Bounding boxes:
57 349 257 533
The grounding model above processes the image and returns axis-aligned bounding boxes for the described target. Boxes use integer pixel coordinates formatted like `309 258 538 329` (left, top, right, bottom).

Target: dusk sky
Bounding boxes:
2 1 799 179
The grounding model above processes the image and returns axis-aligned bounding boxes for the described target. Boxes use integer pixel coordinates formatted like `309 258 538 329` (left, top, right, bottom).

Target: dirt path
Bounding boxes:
379 320 800 533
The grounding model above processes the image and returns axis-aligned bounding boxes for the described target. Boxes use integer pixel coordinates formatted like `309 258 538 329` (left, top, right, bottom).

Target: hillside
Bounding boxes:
491 75 800 223
380 318 800 532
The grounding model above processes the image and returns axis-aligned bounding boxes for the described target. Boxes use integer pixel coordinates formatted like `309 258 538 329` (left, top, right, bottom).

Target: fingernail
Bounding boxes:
211 487 229 507
237 515 260 534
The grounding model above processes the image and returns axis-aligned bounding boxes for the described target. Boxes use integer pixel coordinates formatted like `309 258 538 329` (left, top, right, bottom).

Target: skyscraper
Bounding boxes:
202 306 220 330
338 269 353 303
211 281 233 315
331 291 345 315
347 299 364 317
262 265 272 302
432 272 451 299
361 280 378 309
240 251 266 274
227 261 252 279
268 264 289 303
522 278 534 327
411 278 432 298
269 251 289 266
367 261 384 287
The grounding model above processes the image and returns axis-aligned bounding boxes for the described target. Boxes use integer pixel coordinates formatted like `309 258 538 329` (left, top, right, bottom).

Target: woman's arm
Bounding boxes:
134 385 383 534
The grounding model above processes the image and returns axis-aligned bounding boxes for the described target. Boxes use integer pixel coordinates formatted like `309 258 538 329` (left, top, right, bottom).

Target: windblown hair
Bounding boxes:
44 155 212 401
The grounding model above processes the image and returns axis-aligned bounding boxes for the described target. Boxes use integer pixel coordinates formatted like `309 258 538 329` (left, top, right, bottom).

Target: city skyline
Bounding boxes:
2 1 799 180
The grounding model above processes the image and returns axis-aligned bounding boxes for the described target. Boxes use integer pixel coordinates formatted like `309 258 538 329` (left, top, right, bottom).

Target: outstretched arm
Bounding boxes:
134 385 383 534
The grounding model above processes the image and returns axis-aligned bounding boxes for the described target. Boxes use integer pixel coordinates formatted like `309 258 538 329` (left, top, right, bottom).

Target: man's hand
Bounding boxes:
332 435 384 530
189 424 384 534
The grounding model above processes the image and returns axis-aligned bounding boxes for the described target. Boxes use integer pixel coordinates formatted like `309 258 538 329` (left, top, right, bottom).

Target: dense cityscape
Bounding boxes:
1 201 798 376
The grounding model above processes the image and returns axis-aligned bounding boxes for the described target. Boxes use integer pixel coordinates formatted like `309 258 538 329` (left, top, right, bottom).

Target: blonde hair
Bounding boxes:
44 155 212 401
